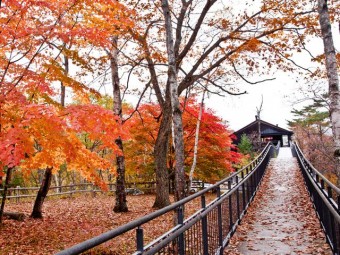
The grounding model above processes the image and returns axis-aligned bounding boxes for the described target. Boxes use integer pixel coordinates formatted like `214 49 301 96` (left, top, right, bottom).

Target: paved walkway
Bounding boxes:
224 147 332 255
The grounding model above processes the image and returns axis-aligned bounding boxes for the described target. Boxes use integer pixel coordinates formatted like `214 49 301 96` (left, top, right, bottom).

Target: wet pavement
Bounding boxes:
224 147 332 255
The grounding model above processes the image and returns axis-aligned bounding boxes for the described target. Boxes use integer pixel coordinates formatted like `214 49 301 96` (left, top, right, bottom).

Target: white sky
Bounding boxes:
205 23 340 132
205 74 301 131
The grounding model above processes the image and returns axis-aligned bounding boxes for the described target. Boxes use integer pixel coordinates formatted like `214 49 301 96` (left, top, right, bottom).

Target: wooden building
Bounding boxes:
233 116 293 147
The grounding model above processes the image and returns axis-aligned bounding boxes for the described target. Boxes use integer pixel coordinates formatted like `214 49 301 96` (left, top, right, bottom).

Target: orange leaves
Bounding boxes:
182 99 242 182
243 38 261 52
65 104 127 153
221 19 230 29
0 0 137 190
0 93 124 188
124 98 242 182
70 0 135 48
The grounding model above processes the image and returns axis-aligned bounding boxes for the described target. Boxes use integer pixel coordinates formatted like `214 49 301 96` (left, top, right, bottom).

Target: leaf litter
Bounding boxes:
0 193 214 254
224 148 332 255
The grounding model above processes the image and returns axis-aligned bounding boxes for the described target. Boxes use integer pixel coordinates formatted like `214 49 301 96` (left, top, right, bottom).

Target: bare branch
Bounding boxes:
199 77 247 96
129 28 165 108
177 0 218 66
230 61 276 85
123 81 151 123
256 95 264 118
174 0 192 59
5 1 79 95
121 58 144 102
258 39 314 73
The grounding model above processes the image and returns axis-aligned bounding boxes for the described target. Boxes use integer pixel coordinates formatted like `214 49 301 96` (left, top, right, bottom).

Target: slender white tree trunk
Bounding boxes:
189 91 205 191
317 0 340 184
161 0 186 201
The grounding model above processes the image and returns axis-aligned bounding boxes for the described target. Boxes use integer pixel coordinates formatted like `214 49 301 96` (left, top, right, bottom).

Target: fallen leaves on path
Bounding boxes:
224 155 332 255
0 193 214 254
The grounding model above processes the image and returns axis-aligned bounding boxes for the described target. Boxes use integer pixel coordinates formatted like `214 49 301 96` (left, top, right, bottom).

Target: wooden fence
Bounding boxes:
0 180 210 202
0 181 159 202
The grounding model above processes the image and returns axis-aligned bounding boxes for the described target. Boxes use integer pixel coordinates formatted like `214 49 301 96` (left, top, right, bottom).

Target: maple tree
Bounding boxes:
0 0 337 219
124 98 242 185
0 0 133 219
182 98 242 182
161 0 187 202
65 1 136 212
109 37 128 212
124 103 159 181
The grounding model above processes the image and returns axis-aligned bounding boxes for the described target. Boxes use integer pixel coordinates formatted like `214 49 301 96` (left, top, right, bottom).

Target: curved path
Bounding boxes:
224 147 332 255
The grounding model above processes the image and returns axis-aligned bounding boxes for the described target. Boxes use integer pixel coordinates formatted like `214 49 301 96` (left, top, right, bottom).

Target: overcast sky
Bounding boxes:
206 23 340 132
205 74 301 131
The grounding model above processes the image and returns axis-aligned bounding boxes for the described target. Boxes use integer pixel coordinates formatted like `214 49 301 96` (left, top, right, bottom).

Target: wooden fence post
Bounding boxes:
70 184 74 198
16 186 20 203
91 184 96 197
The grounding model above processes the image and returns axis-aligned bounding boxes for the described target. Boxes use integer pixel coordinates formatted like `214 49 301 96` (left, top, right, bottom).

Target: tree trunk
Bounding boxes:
31 167 53 218
61 83 66 107
162 0 186 202
317 0 340 177
153 101 171 208
113 138 128 212
0 167 13 224
188 91 205 192
110 36 128 212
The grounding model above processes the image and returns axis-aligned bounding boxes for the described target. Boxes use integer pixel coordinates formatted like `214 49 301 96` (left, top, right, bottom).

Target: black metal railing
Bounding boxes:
293 142 340 254
56 142 278 255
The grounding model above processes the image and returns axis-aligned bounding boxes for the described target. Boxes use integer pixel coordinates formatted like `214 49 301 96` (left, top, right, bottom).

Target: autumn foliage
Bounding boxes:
1 0 338 253
0 0 134 188
1 0 336 225
0 0 245 198
125 98 242 183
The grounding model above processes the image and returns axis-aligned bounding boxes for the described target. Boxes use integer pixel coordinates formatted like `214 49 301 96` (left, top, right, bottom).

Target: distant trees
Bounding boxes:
238 134 254 156
288 93 337 183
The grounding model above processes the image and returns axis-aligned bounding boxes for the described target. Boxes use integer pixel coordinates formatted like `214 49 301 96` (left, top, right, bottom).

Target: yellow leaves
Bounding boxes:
63 48 94 71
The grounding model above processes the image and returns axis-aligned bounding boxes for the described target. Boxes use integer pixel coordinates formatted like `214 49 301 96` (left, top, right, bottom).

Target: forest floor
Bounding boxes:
224 147 332 255
0 193 216 255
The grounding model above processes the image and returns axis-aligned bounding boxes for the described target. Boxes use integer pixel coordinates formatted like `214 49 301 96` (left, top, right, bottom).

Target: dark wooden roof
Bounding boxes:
233 117 293 142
